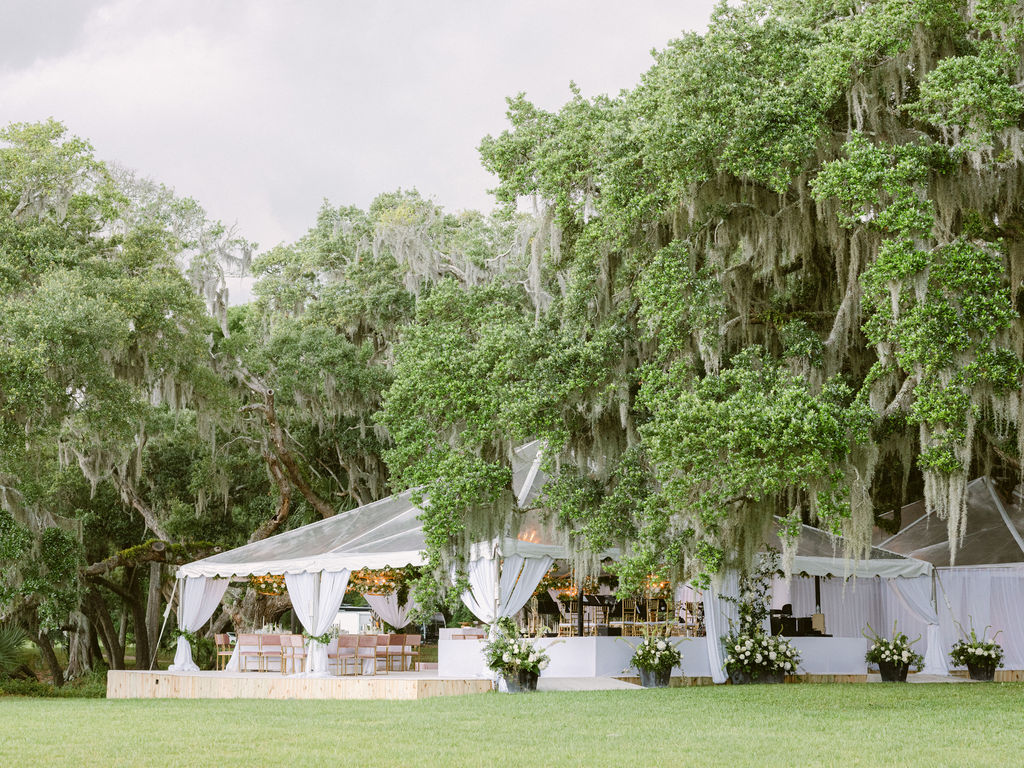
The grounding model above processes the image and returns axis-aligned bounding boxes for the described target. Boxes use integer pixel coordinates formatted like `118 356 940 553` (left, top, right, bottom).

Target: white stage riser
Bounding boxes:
438 636 869 679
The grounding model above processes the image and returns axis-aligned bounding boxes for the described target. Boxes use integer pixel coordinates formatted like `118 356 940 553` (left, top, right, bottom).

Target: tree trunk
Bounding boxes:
88 590 124 670
146 562 162 668
34 631 65 687
65 611 93 679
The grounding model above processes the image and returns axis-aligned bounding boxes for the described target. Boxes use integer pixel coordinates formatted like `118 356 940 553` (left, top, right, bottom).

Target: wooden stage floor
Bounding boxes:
107 669 492 700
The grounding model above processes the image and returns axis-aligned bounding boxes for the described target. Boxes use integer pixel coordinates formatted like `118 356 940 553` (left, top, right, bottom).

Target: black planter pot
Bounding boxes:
729 668 785 685
877 661 909 682
502 669 539 692
966 661 996 682
639 668 672 688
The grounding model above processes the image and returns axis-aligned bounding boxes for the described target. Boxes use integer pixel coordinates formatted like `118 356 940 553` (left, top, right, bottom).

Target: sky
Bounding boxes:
0 0 717 255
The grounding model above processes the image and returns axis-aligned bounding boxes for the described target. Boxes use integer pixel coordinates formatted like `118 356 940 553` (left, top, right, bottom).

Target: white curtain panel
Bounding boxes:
703 570 740 684
937 566 1024 670
168 576 229 672
365 592 419 628
285 569 350 676
785 575 886 639
885 576 948 675
460 555 554 623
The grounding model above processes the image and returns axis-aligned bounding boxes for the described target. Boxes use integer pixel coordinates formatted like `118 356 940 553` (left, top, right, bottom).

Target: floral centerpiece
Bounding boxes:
950 626 1003 681
865 624 923 682
630 628 682 688
724 630 800 684
482 618 549 692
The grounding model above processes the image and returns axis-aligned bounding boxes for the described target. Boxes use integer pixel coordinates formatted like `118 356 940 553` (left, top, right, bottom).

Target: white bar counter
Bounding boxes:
438 634 866 679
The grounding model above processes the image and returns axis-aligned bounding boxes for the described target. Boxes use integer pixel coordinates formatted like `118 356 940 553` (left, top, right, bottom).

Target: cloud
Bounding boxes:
0 0 716 252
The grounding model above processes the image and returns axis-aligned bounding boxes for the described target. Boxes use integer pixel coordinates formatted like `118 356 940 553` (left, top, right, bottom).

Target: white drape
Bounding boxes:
285 569 350 676
937 565 1024 670
885 576 948 675
703 570 739 684
168 576 229 671
785 576 886 639
460 555 553 623
365 592 419 629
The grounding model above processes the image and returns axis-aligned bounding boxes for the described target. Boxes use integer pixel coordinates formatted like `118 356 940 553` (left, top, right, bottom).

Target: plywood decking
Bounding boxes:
107 670 491 700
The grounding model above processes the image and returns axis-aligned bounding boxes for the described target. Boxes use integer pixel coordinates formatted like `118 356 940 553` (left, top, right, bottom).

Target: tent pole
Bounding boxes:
150 576 179 670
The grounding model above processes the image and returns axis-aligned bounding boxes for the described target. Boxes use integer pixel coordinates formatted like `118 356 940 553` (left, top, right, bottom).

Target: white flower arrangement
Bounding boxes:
483 619 550 676
723 630 800 679
950 626 1003 670
864 624 923 670
631 631 683 672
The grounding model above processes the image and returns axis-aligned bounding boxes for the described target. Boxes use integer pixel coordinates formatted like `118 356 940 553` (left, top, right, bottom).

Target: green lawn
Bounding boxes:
1 683 1022 767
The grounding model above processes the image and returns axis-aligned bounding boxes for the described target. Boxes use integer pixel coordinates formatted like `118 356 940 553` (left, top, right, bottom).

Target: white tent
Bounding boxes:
170 442 561 673
703 521 942 683
873 477 1024 670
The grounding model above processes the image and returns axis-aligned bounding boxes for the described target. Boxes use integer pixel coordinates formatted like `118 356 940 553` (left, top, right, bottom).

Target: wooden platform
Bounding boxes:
107 670 492 700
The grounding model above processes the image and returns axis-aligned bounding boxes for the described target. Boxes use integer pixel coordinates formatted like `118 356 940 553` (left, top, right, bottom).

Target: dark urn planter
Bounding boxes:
502 669 539 692
877 661 910 682
729 668 785 685
966 662 996 682
639 667 672 688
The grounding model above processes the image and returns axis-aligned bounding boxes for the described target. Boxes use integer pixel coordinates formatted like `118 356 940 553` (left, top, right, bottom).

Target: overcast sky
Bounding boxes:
1 0 717 253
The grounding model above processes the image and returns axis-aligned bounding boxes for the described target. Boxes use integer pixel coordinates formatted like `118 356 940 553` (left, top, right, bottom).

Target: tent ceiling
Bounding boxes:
875 477 1024 566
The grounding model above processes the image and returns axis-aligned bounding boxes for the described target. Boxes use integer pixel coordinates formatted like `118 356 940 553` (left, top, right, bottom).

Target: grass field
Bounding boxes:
2 683 1023 767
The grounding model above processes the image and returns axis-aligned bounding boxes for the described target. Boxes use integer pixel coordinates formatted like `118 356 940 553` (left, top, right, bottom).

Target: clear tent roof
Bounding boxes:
177 441 556 579
874 476 1024 566
177 438 930 580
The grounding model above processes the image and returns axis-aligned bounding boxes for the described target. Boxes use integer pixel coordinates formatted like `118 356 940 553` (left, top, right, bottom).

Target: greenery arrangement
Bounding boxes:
865 624 924 681
724 631 800 682
249 574 287 596
950 626 1004 680
482 619 550 680
347 566 420 604
630 630 683 673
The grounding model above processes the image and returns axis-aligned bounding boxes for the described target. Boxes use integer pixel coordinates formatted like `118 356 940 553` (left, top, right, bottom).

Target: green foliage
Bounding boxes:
0 624 30 677
637 348 870 573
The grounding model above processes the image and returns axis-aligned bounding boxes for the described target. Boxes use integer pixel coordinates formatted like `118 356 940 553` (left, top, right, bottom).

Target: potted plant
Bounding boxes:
482 618 549 692
950 626 1003 681
720 553 799 684
723 629 800 683
865 624 923 682
630 629 682 687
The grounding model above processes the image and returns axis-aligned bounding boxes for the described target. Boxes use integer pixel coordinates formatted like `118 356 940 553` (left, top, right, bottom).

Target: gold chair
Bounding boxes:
237 633 261 672
214 634 233 670
620 599 638 636
403 634 421 672
386 634 406 672
331 634 357 675
259 633 285 673
355 634 377 675
283 633 307 674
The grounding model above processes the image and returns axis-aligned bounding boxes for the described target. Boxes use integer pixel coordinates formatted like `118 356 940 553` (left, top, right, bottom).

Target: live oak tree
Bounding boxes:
383 0 1024 595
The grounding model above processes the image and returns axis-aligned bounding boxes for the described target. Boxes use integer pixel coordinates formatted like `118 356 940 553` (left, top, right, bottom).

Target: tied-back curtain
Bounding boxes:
886 575 948 675
460 555 554 623
703 570 739 684
285 569 350 676
168 576 229 672
365 592 419 629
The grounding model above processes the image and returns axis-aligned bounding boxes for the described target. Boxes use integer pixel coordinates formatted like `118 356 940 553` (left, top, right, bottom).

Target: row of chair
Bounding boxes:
326 633 421 675
215 633 421 675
